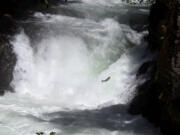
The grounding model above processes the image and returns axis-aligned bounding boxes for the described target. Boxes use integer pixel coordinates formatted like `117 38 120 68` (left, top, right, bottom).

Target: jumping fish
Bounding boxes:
101 76 111 83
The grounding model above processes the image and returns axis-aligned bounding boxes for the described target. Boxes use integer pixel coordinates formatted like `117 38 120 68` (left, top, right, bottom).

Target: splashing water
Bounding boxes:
0 0 160 135
11 18 144 108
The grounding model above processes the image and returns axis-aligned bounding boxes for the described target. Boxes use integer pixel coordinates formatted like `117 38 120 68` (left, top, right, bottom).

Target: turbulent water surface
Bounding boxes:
0 0 160 135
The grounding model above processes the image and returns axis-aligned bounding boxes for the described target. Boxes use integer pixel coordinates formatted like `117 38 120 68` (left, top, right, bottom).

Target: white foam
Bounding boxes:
0 1 159 135
11 22 145 110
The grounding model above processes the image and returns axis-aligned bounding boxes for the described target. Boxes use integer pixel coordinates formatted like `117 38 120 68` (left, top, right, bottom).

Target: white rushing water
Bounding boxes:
0 0 160 135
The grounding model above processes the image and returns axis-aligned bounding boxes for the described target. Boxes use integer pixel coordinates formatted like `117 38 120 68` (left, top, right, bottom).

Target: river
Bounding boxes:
0 0 160 135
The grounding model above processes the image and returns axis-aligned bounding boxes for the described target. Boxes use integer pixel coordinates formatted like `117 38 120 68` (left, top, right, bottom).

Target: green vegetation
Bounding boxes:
44 0 49 5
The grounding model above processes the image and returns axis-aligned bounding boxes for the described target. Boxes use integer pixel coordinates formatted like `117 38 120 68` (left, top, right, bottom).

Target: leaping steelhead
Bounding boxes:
101 76 111 83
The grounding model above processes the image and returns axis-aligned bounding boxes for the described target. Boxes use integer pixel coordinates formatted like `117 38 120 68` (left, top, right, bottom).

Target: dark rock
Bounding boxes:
129 80 162 124
129 0 180 134
136 61 155 77
0 15 17 94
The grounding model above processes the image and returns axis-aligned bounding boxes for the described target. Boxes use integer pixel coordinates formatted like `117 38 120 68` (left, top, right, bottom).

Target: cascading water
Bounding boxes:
0 0 160 135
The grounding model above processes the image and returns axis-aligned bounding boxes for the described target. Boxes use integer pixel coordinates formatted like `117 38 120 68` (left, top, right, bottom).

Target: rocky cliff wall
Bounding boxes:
129 0 180 134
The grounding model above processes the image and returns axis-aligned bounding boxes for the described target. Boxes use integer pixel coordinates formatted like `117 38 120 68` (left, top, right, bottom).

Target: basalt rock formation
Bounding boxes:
129 0 180 134
0 15 17 95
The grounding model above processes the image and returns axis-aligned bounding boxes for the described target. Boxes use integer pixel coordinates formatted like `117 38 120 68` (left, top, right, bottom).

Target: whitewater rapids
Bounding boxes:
0 0 160 135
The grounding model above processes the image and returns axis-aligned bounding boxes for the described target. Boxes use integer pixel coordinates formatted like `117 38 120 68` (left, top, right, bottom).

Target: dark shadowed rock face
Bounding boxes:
0 42 16 95
0 15 17 95
0 0 62 18
129 0 180 134
0 0 41 17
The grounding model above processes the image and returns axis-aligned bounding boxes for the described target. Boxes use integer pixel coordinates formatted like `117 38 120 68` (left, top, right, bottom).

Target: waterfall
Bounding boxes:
0 0 160 135
11 16 146 108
